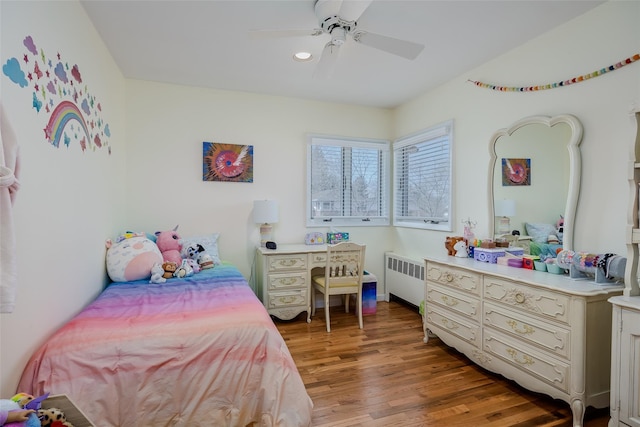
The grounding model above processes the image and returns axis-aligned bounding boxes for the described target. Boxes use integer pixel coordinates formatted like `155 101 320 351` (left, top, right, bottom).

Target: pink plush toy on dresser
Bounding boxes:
155 225 183 265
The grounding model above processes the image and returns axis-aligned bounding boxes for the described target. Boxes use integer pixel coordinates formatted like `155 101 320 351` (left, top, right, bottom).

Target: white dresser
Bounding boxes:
424 255 623 427
255 244 328 321
608 108 640 427
608 296 640 427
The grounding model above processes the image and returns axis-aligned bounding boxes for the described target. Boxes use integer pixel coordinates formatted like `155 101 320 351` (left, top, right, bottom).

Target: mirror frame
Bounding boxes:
488 114 583 250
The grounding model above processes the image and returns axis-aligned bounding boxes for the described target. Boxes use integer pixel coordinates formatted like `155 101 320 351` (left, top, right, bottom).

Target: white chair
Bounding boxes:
311 242 366 332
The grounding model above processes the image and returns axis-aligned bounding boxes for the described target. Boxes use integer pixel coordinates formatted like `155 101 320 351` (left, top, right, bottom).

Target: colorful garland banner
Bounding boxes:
468 53 639 92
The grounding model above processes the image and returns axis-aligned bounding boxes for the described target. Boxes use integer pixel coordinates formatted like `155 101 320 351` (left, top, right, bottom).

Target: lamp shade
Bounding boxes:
495 199 516 217
253 200 279 224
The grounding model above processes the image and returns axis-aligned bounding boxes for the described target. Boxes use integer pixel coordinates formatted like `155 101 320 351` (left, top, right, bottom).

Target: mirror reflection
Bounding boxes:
488 115 582 251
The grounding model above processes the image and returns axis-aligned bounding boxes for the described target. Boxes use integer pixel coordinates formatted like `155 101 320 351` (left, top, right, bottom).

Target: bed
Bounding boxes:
17 263 313 427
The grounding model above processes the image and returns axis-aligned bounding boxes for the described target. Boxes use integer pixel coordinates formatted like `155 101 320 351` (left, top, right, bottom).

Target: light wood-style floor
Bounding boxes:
274 300 610 427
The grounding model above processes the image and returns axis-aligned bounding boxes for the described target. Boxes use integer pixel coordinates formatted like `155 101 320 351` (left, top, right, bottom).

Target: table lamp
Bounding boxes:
495 199 516 235
253 200 279 247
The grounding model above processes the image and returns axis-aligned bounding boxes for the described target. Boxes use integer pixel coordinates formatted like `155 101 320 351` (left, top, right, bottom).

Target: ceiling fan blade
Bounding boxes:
249 28 323 39
313 42 341 79
338 0 373 22
353 31 424 60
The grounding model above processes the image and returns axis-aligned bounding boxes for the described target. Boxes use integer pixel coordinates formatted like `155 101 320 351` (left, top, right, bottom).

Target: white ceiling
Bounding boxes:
80 0 605 109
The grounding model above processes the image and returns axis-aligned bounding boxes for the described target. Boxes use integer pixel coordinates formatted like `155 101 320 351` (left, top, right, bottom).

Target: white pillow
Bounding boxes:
525 223 557 244
181 232 221 265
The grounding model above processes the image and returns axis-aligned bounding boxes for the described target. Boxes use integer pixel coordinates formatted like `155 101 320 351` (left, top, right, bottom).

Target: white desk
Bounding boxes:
255 244 328 322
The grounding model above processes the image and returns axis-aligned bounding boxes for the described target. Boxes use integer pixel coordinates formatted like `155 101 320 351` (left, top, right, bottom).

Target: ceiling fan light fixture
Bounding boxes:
293 51 313 62
331 27 346 45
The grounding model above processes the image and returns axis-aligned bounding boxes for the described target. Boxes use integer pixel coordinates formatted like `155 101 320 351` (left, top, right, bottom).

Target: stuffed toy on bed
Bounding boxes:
181 242 215 270
149 262 166 284
155 225 183 265
106 233 163 282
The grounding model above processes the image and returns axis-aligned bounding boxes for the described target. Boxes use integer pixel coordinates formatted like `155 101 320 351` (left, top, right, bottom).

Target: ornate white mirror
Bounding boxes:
488 114 582 251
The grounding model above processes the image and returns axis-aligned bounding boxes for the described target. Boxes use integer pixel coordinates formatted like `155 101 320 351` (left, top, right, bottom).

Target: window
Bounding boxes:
307 134 390 227
393 120 453 231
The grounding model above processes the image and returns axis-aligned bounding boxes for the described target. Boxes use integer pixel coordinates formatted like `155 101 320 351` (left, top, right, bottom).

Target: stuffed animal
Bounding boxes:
149 263 166 284
173 259 194 278
105 234 163 282
445 236 464 256
155 226 183 264
181 242 215 270
454 240 468 258
184 258 200 274
0 392 48 427
556 215 564 243
38 407 74 427
162 261 178 279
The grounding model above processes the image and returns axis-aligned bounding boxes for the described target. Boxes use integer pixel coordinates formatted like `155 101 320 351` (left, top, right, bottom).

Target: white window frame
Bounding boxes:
306 134 390 227
393 120 453 231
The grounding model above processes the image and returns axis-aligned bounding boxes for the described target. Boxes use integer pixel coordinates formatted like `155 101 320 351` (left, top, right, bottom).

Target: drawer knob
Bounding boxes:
515 292 525 304
507 320 534 335
278 277 298 286
441 296 459 307
507 348 534 366
441 319 459 330
445 273 453 282
278 295 297 304
278 259 298 267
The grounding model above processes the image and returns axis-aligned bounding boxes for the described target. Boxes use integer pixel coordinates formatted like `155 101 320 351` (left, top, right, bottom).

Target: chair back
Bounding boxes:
324 242 366 289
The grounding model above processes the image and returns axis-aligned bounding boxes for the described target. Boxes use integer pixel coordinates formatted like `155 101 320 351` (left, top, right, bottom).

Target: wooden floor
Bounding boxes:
274 300 610 427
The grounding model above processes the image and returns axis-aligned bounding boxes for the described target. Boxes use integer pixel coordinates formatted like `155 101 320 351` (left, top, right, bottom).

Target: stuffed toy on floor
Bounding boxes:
0 392 44 427
37 407 74 427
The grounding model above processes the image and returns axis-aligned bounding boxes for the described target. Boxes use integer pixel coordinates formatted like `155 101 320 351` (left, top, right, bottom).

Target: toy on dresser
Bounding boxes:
444 236 465 256
453 240 468 257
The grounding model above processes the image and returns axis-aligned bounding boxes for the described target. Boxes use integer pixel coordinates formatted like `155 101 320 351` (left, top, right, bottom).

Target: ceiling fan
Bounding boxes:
250 0 425 78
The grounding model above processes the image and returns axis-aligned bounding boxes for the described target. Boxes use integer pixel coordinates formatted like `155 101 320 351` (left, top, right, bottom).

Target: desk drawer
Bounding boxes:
426 262 481 296
309 252 327 266
267 254 307 272
268 272 307 290
267 289 308 310
484 277 570 324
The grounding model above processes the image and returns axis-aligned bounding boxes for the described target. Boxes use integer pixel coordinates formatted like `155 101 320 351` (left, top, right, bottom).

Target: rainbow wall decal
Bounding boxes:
43 100 90 148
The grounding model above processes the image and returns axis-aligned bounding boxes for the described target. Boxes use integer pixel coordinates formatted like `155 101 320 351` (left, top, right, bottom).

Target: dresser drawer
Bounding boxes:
427 284 481 323
268 272 307 291
426 305 481 347
426 263 481 296
267 254 307 272
267 289 308 310
309 252 327 266
484 277 570 324
484 329 570 393
484 302 570 360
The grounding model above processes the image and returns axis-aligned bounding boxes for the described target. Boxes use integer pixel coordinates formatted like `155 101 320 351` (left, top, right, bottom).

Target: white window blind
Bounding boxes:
393 120 453 230
307 135 390 227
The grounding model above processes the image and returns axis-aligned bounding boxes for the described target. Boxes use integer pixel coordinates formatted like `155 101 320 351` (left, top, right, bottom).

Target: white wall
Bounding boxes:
391 1 640 261
124 80 394 285
0 1 127 396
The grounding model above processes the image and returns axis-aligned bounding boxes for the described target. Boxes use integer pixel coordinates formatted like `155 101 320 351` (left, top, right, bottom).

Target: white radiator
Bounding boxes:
384 252 424 307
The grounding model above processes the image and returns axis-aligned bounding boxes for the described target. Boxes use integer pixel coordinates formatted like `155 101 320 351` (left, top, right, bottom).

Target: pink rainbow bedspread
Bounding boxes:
18 263 313 427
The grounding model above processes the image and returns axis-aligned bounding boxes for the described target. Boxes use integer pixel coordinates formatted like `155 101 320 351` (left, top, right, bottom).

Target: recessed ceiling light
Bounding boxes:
293 51 313 62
